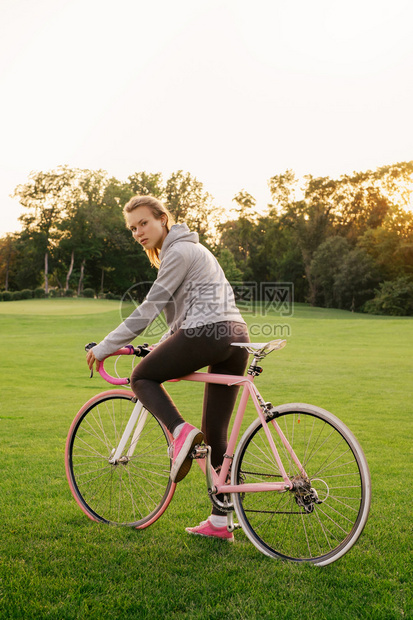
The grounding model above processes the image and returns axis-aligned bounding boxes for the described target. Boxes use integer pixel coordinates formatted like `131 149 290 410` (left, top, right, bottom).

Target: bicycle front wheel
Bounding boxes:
65 390 175 528
231 403 371 566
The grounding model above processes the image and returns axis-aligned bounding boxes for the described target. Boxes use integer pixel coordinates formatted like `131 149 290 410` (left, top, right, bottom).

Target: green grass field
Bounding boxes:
0 299 412 619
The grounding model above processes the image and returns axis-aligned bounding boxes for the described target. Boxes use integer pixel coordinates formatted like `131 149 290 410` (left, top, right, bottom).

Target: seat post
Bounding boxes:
247 355 262 376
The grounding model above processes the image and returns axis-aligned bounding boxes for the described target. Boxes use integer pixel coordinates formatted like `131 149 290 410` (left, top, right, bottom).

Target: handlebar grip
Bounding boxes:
96 346 135 385
85 342 153 385
98 365 130 385
93 344 152 385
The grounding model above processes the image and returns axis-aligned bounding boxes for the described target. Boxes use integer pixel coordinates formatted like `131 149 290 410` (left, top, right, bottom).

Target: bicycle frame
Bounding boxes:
104 361 307 497
69 341 371 564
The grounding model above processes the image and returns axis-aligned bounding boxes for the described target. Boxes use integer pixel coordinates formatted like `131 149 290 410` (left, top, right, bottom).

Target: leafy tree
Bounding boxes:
103 177 134 210
12 229 50 290
13 167 78 293
12 166 112 294
268 171 335 303
364 276 413 316
217 190 259 280
302 162 413 240
165 170 222 245
246 213 306 301
281 200 333 304
370 161 413 211
232 190 257 217
311 236 379 310
301 174 390 239
334 247 379 311
358 206 413 281
232 190 258 263
217 249 243 282
268 169 299 210
0 234 18 291
127 172 164 198
266 162 413 305
50 169 110 294
7 160 413 313
94 178 137 294
310 237 350 307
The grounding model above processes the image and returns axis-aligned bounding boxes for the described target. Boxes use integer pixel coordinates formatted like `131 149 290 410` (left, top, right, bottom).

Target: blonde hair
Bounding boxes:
123 195 175 268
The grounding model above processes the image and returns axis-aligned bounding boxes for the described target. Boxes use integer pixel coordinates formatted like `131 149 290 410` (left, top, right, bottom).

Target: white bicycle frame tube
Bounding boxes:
108 399 147 464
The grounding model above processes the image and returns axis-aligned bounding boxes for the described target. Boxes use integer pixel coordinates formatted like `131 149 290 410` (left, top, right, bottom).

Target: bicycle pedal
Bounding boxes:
226 518 242 532
190 443 208 459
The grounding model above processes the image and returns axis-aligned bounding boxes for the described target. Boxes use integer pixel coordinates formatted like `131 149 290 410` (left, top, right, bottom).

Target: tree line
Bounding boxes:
1 162 413 315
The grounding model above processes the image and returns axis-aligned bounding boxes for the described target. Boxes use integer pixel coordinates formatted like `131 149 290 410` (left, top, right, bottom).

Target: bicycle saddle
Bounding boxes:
231 339 287 356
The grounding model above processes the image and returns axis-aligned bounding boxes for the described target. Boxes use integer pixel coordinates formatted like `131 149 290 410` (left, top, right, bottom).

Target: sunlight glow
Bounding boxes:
1 0 413 234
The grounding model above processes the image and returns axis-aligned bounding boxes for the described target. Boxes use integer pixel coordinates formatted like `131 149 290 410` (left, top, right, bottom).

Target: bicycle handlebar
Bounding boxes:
85 342 151 386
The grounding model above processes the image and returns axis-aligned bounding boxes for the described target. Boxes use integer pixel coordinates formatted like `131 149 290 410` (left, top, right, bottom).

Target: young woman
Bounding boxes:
86 195 250 541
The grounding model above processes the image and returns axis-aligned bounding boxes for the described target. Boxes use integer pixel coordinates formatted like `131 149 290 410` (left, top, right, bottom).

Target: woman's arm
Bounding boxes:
91 248 188 360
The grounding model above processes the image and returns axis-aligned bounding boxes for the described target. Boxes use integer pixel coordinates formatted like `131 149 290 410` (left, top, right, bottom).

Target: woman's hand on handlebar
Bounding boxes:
84 342 151 385
86 348 100 372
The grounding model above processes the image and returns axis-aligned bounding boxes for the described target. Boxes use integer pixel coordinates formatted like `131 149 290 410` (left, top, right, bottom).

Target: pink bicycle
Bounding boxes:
65 339 371 566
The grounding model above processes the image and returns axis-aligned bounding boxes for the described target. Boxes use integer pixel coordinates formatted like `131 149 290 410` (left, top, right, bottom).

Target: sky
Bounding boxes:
1 0 413 235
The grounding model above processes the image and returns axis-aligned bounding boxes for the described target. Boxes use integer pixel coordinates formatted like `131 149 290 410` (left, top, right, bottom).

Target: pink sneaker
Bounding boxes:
169 423 203 483
185 518 234 542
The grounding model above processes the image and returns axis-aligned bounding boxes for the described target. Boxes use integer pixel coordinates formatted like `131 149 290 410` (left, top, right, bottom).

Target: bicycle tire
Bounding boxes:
65 390 175 528
231 403 371 566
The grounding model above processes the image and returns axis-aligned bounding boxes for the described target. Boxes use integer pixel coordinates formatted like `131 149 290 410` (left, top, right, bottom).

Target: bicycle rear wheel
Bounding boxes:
65 390 175 528
231 403 371 566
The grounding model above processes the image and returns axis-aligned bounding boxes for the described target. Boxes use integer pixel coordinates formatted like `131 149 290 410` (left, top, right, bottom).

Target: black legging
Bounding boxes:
131 321 250 513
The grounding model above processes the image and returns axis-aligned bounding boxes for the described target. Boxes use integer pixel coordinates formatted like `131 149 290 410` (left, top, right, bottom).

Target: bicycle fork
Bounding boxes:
108 398 147 464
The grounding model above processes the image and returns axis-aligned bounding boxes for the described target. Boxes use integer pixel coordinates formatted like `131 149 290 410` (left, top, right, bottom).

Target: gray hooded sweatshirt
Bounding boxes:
92 224 245 360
